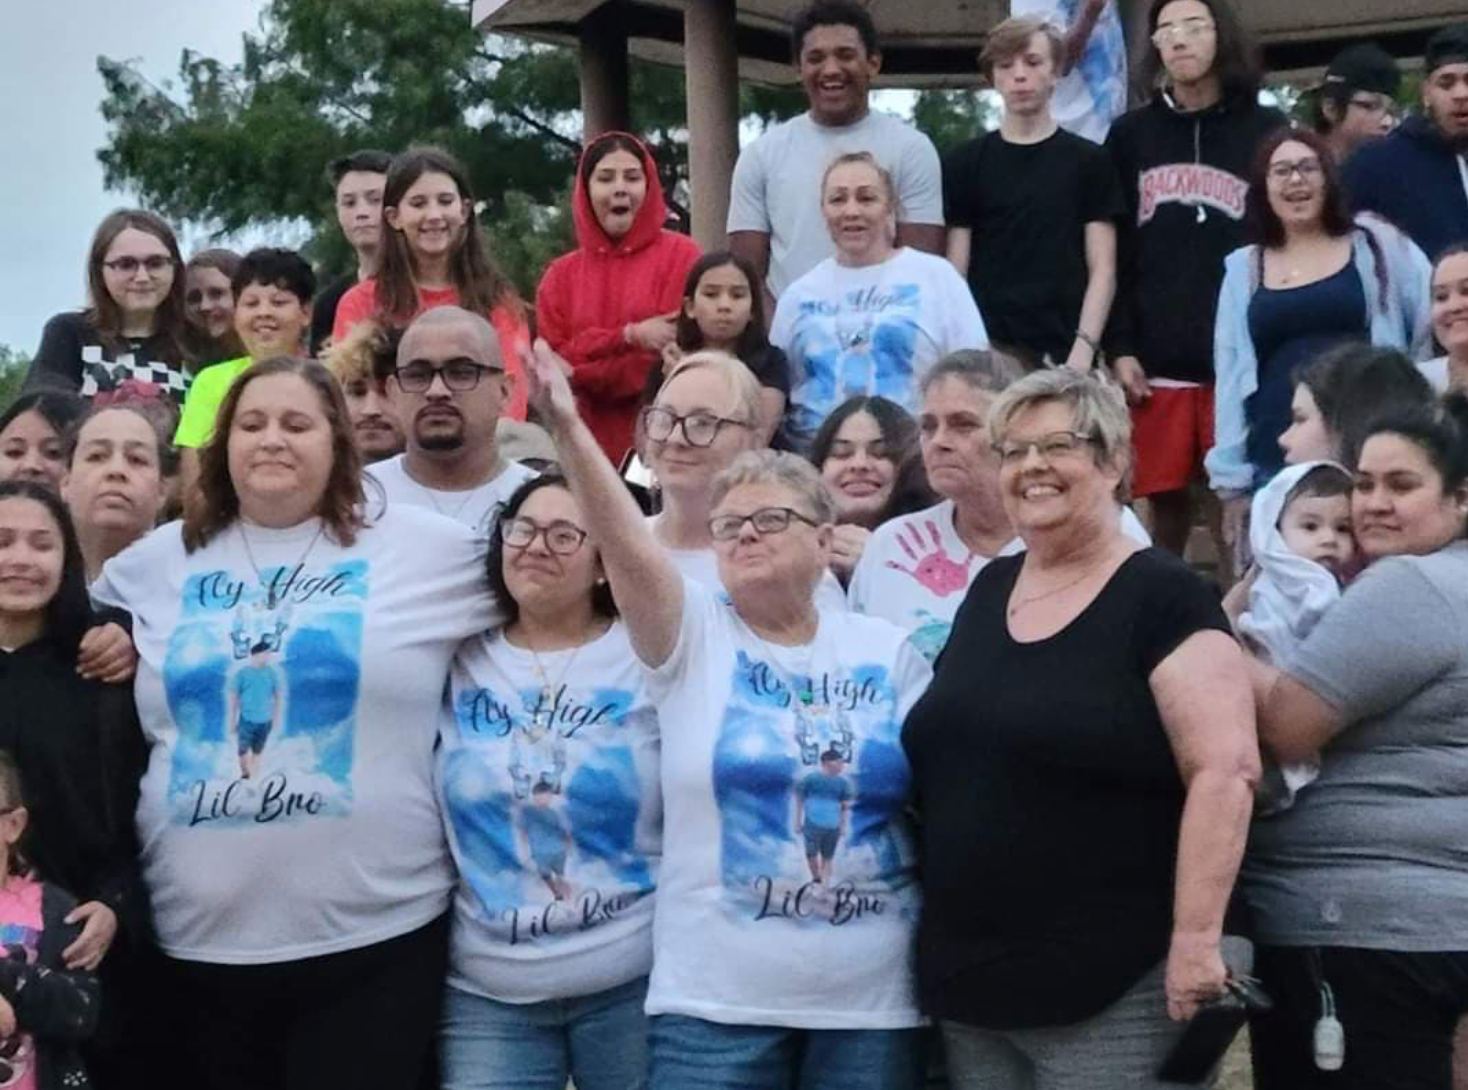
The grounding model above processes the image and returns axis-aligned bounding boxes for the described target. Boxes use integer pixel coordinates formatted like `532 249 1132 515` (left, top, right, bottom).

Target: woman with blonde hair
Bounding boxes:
771 152 987 448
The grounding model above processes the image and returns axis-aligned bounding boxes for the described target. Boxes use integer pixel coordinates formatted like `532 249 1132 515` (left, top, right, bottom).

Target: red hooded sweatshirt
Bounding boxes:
536 134 701 463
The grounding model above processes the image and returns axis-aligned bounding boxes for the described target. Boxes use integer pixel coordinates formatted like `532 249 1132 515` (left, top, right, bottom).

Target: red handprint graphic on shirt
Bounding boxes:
884 519 973 596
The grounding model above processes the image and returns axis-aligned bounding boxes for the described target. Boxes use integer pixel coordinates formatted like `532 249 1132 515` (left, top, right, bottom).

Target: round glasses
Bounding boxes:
641 406 750 448
394 358 501 393
500 516 588 555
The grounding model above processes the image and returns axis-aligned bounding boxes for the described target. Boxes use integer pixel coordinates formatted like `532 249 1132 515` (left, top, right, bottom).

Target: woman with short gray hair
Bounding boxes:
524 338 933 1089
904 369 1260 1088
850 357 1147 660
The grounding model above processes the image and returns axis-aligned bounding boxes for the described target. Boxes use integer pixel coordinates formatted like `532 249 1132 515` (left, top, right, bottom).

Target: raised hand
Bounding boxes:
522 338 579 431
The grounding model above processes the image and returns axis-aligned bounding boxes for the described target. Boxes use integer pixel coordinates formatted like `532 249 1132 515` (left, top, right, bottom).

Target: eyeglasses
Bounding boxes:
1347 94 1396 118
1267 157 1324 182
393 358 502 393
1150 16 1215 47
709 506 820 542
992 430 1098 465
102 256 173 276
641 406 751 448
500 517 588 556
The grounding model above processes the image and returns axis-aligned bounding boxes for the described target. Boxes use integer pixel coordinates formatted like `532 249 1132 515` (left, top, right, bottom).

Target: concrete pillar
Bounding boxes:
579 4 631 139
684 0 741 250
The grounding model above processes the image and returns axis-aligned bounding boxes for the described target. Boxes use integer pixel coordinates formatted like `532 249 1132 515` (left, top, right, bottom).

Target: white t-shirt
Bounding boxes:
849 500 1153 661
727 110 944 298
441 622 661 1003
1010 0 1128 143
770 248 989 448
91 507 501 964
368 454 537 538
643 578 931 1029
655 523 850 615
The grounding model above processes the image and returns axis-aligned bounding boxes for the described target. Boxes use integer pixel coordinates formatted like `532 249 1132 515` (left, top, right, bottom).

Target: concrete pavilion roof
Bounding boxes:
472 0 1460 87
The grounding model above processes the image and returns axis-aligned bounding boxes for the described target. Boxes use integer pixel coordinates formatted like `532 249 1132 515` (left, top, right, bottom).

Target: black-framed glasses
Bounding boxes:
1266 157 1324 182
992 430 1098 466
1150 16 1214 46
500 516 588 555
709 506 820 542
641 406 751 448
102 255 173 275
394 358 502 393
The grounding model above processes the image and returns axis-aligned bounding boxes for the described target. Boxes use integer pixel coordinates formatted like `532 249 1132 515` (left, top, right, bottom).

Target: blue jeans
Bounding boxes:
649 1013 927 1090
440 976 649 1090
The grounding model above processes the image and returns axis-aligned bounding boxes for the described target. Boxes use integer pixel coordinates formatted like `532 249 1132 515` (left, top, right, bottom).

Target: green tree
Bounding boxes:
912 89 999 158
96 0 805 298
0 347 33 413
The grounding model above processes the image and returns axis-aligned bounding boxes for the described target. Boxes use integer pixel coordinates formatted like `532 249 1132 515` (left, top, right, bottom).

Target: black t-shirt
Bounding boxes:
310 273 357 356
943 129 1125 363
902 547 1230 1029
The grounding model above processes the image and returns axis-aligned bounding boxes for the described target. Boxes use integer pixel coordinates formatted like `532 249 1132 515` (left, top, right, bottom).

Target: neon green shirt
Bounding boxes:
173 356 252 448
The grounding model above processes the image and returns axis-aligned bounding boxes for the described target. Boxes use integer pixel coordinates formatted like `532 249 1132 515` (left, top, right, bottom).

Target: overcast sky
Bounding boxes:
0 0 268 354
0 2 931 358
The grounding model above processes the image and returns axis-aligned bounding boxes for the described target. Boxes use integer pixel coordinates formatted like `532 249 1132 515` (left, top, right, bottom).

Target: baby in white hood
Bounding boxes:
1240 461 1356 812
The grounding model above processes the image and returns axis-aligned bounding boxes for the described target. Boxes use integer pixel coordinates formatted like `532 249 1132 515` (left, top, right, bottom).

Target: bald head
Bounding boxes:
390 305 511 463
398 305 502 370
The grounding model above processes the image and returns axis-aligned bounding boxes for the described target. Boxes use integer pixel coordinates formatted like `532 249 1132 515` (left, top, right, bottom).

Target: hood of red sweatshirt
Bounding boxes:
572 132 671 258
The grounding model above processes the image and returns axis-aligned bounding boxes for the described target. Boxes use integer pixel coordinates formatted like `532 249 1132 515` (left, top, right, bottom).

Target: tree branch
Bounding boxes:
497 103 581 151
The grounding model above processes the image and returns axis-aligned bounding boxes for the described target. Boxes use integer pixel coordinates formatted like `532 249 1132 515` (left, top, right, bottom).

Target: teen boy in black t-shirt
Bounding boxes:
943 15 1124 371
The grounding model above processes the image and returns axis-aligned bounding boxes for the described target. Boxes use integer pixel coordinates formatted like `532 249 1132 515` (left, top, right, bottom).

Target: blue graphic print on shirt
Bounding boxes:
714 650 917 927
798 771 852 830
162 560 366 828
444 682 658 946
789 283 922 441
232 663 279 724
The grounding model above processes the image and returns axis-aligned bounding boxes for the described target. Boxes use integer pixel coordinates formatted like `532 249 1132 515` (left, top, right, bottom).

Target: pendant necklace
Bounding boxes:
420 479 479 523
238 521 325 609
1007 552 1113 618
738 613 847 764
519 621 606 732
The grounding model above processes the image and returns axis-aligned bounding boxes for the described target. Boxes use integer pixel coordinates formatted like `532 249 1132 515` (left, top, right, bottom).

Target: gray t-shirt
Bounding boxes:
1242 541 1468 949
727 110 943 298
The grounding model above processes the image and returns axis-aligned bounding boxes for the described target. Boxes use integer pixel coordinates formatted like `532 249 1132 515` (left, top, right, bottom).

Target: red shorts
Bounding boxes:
1130 384 1214 498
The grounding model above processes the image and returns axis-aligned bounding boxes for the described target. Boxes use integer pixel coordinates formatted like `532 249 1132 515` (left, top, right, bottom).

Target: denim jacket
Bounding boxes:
1206 214 1432 493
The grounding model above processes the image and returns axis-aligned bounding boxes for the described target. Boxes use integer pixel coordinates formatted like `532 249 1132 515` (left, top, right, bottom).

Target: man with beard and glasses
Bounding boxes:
371 306 535 537
1344 24 1468 260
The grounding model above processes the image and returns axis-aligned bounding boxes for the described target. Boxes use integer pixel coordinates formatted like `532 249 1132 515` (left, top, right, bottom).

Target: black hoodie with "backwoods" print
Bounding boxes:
1105 91 1285 384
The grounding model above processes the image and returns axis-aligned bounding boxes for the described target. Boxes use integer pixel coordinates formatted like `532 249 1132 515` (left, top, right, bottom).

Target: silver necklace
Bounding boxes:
419 479 479 522
505 619 610 731
410 457 507 522
238 521 326 609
